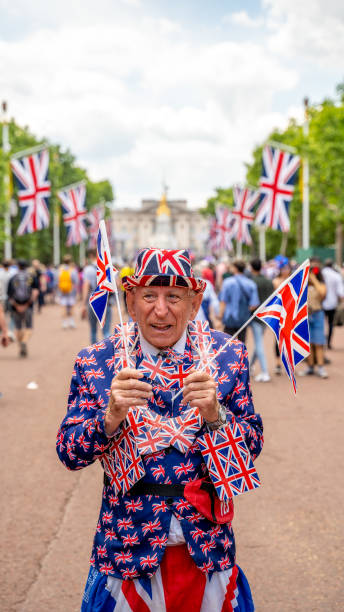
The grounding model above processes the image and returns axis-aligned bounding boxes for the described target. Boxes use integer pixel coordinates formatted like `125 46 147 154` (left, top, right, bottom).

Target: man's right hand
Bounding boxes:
104 368 153 436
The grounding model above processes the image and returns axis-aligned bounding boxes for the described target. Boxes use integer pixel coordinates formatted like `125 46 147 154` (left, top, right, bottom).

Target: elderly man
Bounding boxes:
57 248 263 612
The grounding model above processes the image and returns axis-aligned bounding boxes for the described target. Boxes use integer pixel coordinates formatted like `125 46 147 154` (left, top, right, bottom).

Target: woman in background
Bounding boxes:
299 263 327 378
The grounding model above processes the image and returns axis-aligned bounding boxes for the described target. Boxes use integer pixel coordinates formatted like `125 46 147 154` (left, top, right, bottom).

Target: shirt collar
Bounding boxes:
138 328 187 356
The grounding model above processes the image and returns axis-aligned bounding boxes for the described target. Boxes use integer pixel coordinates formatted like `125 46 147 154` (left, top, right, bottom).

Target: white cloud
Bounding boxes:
264 0 344 66
0 1 342 209
223 11 264 28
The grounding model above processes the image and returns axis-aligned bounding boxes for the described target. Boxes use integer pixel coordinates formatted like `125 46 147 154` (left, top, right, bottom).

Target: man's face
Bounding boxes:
126 285 203 349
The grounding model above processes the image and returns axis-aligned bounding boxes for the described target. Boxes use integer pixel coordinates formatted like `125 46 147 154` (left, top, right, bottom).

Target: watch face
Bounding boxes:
219 405 227 424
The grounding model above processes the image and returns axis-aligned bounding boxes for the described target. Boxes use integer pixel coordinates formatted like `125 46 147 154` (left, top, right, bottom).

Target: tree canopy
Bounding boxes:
0 120 114 263
204 83 344 261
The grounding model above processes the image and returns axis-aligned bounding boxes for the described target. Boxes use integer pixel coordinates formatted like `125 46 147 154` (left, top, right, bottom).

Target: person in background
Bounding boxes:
0 300 10 397
58 255 79 329
272 258 291 375
249 258 274 382
194 268 220 328
200 259 216 288
219 260 259 344
299 263 328 378
45 264 57 304
7 259 39 357
31 259 46 312
0 260 11 309
215 257 230 293
0 301 10 347
321 259 344 349
82 249 113 343
0 259 17 341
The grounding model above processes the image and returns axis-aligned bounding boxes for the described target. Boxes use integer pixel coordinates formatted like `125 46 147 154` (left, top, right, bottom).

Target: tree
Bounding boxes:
306 92 344 263
204 82 344 262
0 120 114 263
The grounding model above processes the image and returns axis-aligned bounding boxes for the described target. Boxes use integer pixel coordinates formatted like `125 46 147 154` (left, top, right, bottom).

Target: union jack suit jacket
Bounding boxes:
56 322 263 580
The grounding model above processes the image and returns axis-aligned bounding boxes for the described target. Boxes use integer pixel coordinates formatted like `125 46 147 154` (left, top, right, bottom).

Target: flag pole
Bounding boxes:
258 226 266 262
53 206 60 266
236 241 242 258
302 98 310 250
79 240 86 267
2 101 12 259
99 220 130 365
172 259 310 402
58 179 86 192
11 142 48 159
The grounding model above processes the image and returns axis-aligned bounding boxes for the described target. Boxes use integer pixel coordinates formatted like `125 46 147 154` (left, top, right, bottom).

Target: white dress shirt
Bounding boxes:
139 328 186 546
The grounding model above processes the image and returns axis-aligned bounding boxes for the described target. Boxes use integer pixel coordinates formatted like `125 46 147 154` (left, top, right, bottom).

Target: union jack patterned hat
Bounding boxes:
122 248 206 293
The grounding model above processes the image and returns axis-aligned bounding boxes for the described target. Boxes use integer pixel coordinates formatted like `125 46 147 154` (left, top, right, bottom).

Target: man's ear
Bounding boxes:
126 291 137 321
189 293 203 320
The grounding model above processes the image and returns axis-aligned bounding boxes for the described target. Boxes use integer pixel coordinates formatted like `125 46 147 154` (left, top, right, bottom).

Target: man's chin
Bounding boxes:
146 325 176 348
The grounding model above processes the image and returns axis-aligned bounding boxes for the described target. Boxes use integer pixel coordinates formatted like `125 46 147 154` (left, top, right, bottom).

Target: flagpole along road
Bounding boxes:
0 302 343 611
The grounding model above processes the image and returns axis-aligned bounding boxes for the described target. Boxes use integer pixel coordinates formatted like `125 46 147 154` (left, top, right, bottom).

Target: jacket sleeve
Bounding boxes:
222 344 263 461
56 354 113 471
196 343 263 501
196 340 264 460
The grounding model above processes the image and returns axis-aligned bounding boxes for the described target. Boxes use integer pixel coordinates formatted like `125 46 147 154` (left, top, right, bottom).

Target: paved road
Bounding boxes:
1 303 343 611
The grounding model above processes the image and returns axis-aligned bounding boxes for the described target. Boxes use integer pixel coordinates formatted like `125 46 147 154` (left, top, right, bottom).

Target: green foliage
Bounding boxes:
0 120 114 263
307 99 344 244
205 83 344 258
201 187 234 216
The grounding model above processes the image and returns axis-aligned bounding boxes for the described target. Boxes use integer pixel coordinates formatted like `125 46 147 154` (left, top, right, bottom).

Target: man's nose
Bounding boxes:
154 295 169 316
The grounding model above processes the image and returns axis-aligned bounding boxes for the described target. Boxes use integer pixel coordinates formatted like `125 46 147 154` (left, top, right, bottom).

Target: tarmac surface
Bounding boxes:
1 301 343 611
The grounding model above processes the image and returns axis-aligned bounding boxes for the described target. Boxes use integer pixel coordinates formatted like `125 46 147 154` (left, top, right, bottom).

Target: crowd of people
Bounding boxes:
194 254 344 381
1 247 344 609
0 251 343 380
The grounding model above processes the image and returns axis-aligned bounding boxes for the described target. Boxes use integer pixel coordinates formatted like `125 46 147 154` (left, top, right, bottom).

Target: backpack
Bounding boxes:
12 271 32 304
58 268 73 294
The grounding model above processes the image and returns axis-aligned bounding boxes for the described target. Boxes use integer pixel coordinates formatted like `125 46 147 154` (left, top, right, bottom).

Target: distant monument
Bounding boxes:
111 187 209 260
149 188 177 249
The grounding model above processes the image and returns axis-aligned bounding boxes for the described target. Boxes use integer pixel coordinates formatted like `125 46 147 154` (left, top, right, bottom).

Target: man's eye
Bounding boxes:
143 294 155 302
167 294 181 303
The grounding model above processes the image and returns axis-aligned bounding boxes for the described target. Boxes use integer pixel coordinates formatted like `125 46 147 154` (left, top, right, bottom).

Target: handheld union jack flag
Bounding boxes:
209 206 234 253
231 186 260 245
255 145 300 232
89 221 118 327
255 259 310 392
11 148 51 236
198 419 261 501
58 182 88 246
87 204 105 248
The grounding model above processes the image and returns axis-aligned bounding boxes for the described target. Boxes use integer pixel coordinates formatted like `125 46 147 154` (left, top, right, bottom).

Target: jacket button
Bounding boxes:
166 497 173 505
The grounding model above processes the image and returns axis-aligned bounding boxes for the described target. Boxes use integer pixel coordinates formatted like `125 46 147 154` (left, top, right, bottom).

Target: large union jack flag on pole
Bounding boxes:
11 147 51 236
255 259 310 392
255 145 300 232
58 182 88 246
209 206 234 253
231 186 260 245
87 204 105 249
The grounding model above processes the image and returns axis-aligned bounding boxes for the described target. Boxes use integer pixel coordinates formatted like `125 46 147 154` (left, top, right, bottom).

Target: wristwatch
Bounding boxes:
206 404 227 431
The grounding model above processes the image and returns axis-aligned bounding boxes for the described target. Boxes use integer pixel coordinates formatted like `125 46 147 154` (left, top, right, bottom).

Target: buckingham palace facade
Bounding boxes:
111 195 209 262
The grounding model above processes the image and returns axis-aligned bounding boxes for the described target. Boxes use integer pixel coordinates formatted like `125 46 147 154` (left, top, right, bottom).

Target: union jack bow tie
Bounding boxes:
158 348 185 364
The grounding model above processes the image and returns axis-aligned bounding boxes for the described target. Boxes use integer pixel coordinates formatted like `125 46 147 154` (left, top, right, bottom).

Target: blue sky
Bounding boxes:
0 0 343 208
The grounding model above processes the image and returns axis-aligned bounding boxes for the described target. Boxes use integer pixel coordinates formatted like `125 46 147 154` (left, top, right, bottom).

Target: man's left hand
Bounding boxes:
182 368 219 423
